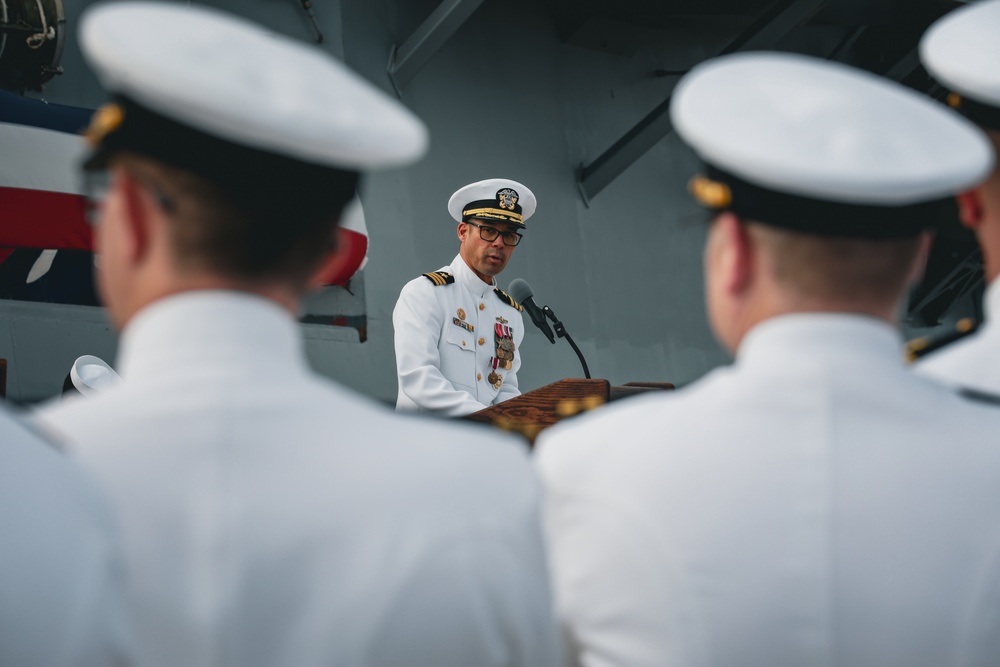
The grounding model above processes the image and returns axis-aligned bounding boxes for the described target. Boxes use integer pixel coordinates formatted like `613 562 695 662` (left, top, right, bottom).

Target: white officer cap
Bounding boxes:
70 355 120 397
448 179 537 229
670 52 993 238
78 1 428 215
921 0 1000 131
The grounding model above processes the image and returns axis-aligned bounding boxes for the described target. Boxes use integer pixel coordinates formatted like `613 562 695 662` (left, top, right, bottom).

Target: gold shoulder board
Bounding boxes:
905 317 978 363
422 271 455 286
493 287 523 312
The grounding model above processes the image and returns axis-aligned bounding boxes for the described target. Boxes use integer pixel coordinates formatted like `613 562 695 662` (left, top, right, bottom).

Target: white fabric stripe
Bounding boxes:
26 249 58 284
339 197 367 235
0 122 88 194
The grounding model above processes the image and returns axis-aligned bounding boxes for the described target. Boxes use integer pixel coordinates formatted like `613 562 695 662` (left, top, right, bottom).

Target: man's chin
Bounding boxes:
483 259 506 274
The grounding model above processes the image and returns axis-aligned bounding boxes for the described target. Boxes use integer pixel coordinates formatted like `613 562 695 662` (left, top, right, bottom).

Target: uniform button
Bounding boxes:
477 373 482 381
461 341 466 347
479 303 485 311
478 337 485 346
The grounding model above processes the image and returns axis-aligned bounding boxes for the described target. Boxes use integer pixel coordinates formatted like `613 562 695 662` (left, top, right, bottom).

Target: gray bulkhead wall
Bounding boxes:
347 0 732 396
4 0 733 402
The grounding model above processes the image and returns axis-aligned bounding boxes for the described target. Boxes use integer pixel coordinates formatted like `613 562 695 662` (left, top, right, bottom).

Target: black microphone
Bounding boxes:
507 278 555 344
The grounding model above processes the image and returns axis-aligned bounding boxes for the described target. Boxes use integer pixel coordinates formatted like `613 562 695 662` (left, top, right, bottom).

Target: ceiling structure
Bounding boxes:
389 0 976 326
547 0 961 202
390 0 966 201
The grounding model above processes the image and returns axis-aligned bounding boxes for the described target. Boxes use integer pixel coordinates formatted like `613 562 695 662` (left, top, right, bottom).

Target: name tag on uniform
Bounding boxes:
453 317 474 333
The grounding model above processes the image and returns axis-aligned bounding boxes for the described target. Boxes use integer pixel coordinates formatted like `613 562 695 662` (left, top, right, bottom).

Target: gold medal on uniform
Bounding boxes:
457 308 466 320
488 357 502 389
494 324 516 371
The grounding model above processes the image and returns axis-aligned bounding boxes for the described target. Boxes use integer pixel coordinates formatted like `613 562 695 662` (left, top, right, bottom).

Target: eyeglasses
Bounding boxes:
81 168 177 225
82 170 112 226
465 220 523 247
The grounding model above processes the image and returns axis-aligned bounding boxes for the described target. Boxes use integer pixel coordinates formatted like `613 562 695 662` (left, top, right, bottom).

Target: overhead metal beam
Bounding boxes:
884 48 921 83
387 0 485 95
577 0 829 204
576 93 676 206
718 0 829 55
826 25 868 63
908 246 983 326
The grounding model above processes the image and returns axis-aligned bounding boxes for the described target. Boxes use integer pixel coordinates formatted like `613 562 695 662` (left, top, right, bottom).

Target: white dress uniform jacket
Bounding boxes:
34 291 559 667
536 314 1000 667
916 279 1000 396
394 254 525 415
0 413 131 667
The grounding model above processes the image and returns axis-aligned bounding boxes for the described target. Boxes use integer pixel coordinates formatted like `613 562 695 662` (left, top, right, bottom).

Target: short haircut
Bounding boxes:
114 152 356 287
747 222 923 307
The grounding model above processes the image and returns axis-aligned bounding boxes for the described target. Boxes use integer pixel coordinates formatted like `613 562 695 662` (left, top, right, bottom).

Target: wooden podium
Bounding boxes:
465 378 674 445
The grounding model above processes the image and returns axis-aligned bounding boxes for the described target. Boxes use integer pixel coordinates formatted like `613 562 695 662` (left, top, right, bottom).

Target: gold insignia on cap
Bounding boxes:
689 176 732 209
947 92 962 110
957 317 975 333
497 188 519 211
463 207 524 224
85 103 125 147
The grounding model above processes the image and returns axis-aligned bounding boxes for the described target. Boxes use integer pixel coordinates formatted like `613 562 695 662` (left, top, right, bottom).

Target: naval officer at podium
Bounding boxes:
394 179 535 416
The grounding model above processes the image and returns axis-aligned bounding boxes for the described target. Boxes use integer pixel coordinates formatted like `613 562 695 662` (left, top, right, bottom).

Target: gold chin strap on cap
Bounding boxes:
689 175 732 209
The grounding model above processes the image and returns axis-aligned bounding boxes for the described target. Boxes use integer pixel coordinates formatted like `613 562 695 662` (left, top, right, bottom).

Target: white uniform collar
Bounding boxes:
736 313 903 368
117 290 305 379
450 253 496 299
984 278 1000 322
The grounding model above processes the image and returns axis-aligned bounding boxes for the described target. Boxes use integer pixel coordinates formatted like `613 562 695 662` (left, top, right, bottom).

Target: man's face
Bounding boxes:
458 219 521 283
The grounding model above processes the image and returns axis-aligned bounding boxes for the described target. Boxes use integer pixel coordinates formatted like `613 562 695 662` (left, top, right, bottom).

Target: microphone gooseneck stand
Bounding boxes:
541 304 591 379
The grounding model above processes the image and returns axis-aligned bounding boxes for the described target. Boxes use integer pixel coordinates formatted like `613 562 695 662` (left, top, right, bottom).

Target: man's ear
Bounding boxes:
117 169 153 263
956 189 984 230
457 222 468 242
717 212 754 295
306 228 344 290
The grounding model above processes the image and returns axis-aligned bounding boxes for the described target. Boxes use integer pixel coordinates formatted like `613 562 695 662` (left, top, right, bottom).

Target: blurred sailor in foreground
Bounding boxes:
33 4 559 667
915 0 1000 396
0 413 131 667
394 179 533 416
536 52 1000 667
